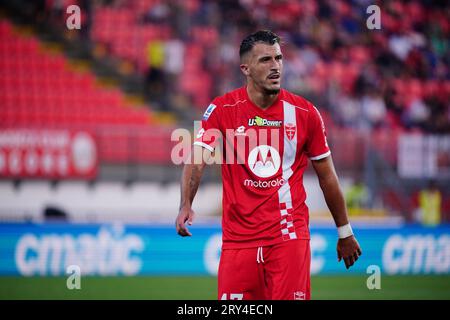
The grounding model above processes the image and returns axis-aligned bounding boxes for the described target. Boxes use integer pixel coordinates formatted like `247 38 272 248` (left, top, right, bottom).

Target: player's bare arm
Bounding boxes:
176 145 211 237
311 155 362 269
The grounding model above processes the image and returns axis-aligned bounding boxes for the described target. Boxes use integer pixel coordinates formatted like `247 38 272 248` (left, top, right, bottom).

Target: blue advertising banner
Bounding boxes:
0 223 449 276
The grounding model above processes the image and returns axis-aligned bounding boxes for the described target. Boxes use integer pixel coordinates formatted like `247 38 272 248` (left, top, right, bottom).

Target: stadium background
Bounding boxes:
0 0 449 299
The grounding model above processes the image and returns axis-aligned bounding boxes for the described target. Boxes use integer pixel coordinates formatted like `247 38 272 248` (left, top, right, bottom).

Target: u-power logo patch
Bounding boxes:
248 116 282 127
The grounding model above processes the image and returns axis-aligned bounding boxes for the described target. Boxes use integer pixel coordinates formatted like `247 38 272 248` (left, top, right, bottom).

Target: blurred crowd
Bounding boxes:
38 0 450 132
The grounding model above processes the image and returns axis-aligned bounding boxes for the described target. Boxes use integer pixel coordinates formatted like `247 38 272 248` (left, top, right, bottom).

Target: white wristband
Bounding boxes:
337 224 353 239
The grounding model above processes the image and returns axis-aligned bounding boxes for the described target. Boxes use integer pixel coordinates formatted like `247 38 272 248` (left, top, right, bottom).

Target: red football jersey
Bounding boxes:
194 86 330 249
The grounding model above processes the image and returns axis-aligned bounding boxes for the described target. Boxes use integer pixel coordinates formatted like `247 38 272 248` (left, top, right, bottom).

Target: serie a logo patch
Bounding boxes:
202 104 217 120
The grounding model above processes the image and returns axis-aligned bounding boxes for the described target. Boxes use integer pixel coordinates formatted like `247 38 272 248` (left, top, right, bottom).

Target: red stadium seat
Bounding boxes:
0 19 167 164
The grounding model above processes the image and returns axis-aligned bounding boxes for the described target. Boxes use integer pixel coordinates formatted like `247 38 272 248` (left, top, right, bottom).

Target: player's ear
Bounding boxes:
240 63 250 76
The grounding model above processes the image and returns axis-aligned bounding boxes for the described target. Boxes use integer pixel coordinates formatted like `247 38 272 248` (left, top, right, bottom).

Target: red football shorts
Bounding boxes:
218 239 311 300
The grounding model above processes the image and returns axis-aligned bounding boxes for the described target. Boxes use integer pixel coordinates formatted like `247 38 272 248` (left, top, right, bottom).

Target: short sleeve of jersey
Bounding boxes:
193 101 222 152
306 106 331 160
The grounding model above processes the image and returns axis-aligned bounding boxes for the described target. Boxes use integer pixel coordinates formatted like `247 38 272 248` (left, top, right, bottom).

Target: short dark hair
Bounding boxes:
239 30 281 59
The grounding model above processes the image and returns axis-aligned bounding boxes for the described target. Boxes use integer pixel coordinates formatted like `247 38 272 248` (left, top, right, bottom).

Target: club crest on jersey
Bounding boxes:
248 116 282 127
285 123 296 140
202 104 217 120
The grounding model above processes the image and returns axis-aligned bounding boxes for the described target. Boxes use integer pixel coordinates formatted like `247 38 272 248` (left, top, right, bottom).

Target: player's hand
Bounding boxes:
337 235 362 269
176 206 195 237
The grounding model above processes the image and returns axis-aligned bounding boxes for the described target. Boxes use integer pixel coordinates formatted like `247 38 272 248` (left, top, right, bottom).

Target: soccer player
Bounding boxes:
175 30 362 300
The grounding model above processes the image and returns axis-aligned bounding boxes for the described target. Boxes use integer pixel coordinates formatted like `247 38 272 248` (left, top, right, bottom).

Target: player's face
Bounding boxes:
241 42 283 95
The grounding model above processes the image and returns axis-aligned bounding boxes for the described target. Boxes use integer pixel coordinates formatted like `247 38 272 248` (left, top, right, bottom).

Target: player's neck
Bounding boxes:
246 84 279 110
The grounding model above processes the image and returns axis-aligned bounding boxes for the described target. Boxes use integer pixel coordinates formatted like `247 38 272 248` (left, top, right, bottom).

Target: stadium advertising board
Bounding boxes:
0 223 448 276
0 129 97 179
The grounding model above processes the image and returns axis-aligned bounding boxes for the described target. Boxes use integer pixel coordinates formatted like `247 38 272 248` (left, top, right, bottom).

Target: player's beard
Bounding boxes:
263 87 280 95
262 78 281 95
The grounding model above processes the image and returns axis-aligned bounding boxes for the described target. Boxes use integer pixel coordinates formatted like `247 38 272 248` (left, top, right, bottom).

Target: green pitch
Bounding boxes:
0 275 449 300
